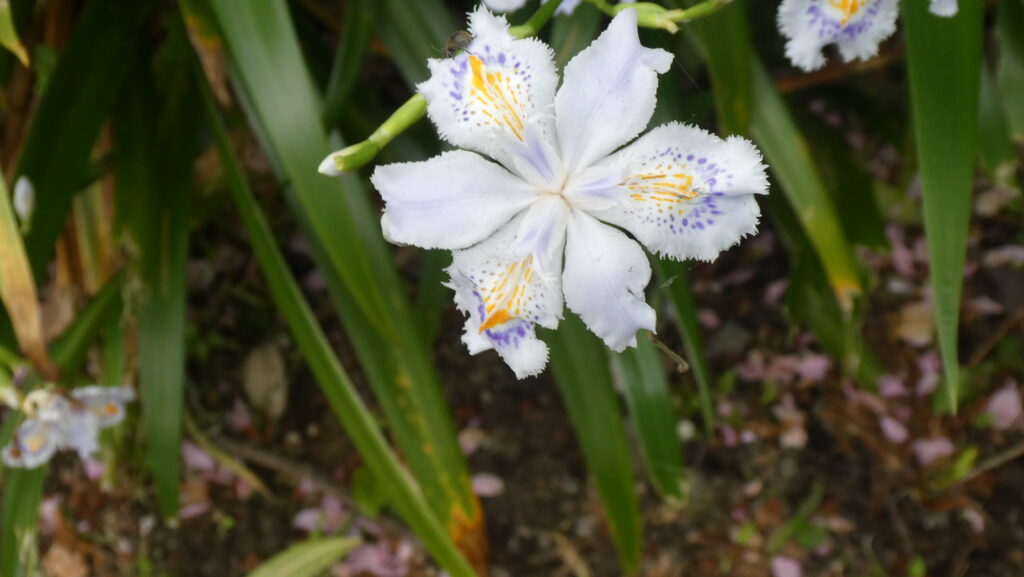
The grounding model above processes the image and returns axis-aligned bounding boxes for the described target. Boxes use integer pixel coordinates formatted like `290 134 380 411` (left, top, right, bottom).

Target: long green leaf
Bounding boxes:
0 274 123 576
0 0 28 66
205 3 390 336
675 0 752 135
202 81 478 577
17 0 148 281
366 0 454 85
978 65 1019 189
997 0 1024 140
903 1 983 411
322 0 374 128
115 22 200 517
749 62 862 311
546 315 642 574
204 0 481 559
652 260 714 435
614 334 686 503
247 537 362 577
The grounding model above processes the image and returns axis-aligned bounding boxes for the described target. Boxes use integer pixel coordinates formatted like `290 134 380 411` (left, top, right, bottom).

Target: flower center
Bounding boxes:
828 0 863 25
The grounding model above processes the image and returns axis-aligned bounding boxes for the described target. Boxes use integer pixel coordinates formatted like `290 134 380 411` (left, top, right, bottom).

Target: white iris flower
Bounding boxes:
778 0 959 72
1 386 135 469
363 8 768 378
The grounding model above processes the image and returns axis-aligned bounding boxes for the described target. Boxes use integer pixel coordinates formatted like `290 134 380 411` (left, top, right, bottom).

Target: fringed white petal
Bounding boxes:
554 9 673 173
562 211 655 351
418 7 559 174
569 123 768 262
1 418 59 469
446 197 569 378
778 0 899 71
372 150 541 250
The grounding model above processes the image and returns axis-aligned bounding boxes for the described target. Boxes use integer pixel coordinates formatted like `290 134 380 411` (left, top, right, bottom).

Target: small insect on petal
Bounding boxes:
445 30 473 58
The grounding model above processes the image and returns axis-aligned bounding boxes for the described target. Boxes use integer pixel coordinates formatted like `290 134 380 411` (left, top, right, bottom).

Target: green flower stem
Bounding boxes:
508 0 564 38
321 94 426 175
322 0 730 174
584 0 733 33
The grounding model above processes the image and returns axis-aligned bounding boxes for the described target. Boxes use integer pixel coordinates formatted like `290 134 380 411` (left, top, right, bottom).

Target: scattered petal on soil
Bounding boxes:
770 555 802 577
472 473 506 497
878 415 909 444
986 382 1022 431
878 374 909 398
182 441 216 473
912 438 955 466
336 541 414 577
982 245 1024 269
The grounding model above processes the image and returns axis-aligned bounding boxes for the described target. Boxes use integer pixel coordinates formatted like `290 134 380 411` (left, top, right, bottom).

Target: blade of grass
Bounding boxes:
613 333 687 503
365 0 454 85
978 65 1019 190
17 0 148 281
769 194 882 389
652 260 714 436
203 81 478 577
203 0 482 562
997 0 1024 140
115 22 200 517
749 61 862 312
546 315 642 574
0 0 28 67
902 0 983 412
672 0 752 135
247 537 362 577
202 4 391 338
322 0 374 128
0 273 123 576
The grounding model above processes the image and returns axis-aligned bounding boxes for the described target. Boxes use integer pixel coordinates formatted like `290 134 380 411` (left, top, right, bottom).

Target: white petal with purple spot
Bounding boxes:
570 123 767 262
778 0 899 71
446 197 569 378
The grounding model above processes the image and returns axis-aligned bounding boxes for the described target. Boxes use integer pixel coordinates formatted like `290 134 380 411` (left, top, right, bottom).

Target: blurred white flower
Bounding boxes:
355 8 768 378
778 0 900 72
778 0 959 72
13 175 34 227
1 386 135 469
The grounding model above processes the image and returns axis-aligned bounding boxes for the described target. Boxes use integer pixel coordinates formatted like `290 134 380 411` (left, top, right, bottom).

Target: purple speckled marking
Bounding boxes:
803 0 886 46
436 35 538 129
